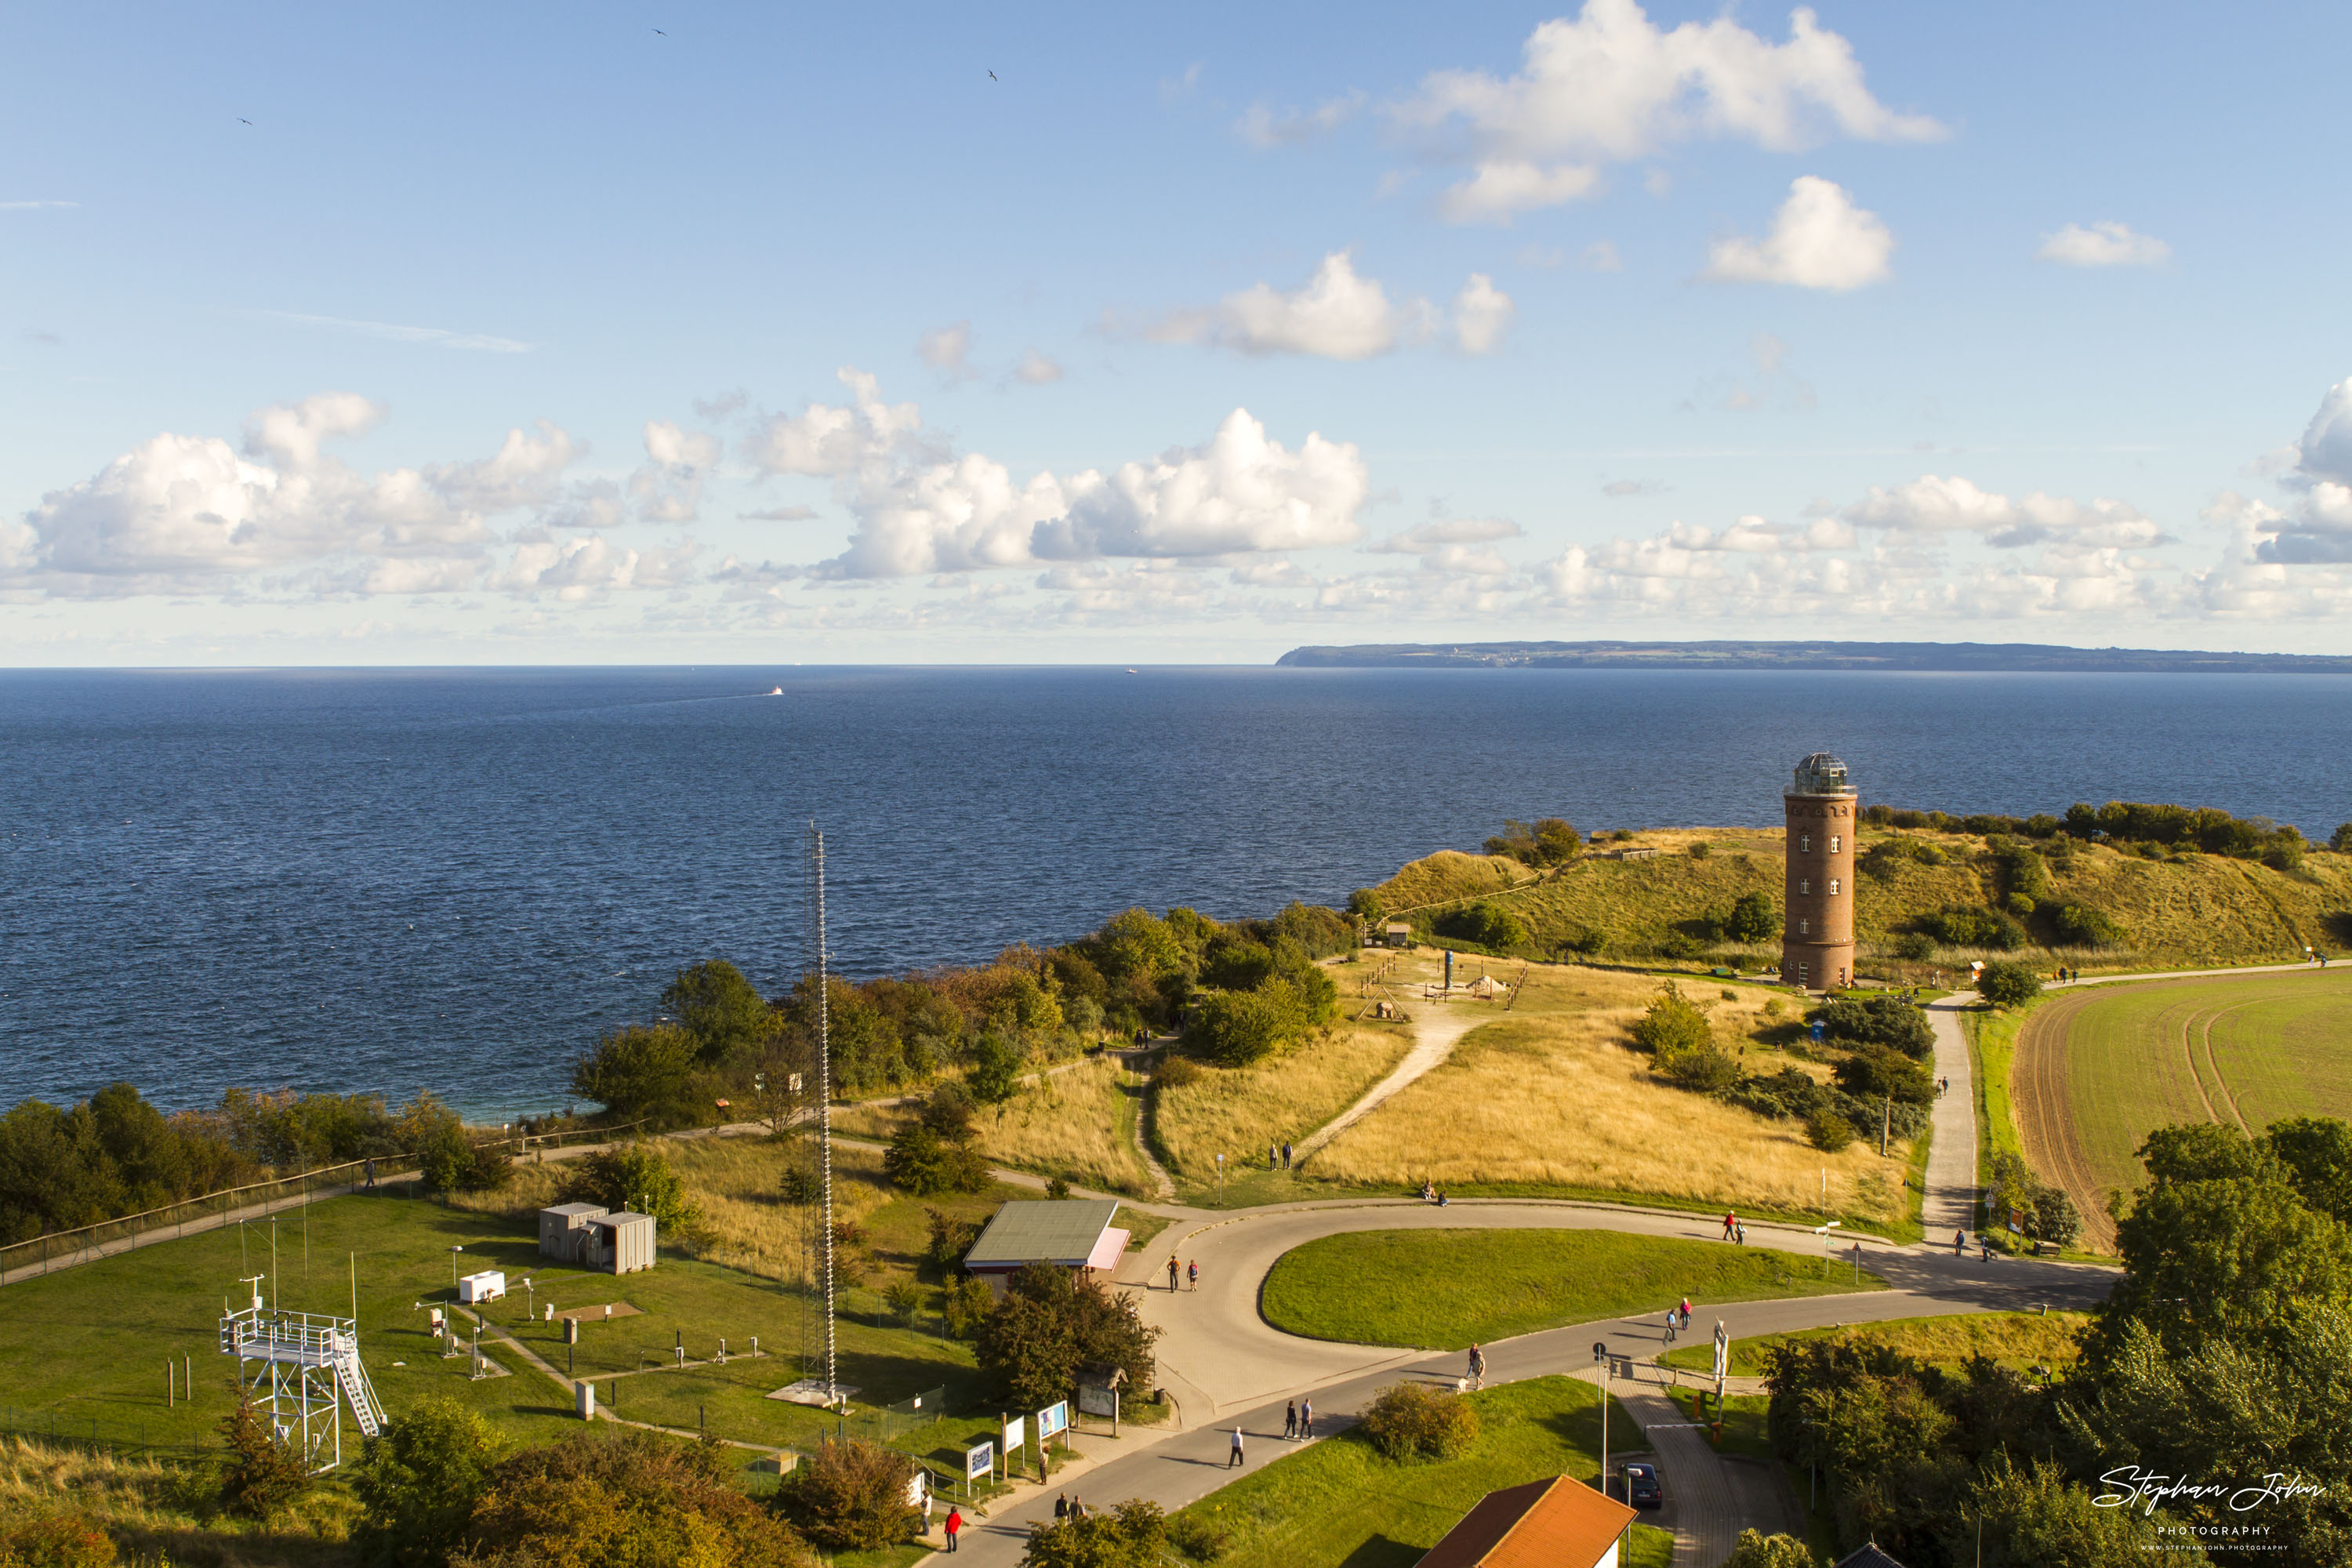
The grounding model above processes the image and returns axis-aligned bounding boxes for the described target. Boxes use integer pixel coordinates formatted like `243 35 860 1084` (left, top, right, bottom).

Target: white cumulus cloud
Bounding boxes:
1702 176 1893 291
628 420 722 523
916 321 980 382
2037 221 2171 268
1842 474 2169 549
1150 252 1423 361
1012 350 1065 385
1450 274 1517 354
1396 0 1943 223
761 371 1370 579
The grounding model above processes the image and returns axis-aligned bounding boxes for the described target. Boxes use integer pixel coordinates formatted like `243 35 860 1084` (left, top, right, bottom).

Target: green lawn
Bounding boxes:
1168 1375 1671 1568
1657 1311 2089 1378
1258 1230 1882 1350
0 1185 993 1465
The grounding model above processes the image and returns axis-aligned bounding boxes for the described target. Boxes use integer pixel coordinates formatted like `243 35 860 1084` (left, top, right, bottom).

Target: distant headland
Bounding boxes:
1272 639 2352 673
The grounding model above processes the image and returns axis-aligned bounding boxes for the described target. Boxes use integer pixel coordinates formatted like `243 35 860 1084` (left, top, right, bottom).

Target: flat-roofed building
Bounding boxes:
961 1199 1128 1292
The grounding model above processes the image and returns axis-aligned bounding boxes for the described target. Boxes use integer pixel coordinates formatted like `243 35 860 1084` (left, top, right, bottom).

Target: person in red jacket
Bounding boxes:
944 1506 962 1552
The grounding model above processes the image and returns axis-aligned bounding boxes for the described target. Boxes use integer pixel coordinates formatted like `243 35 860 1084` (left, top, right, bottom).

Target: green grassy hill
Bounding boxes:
1374 827 2352 972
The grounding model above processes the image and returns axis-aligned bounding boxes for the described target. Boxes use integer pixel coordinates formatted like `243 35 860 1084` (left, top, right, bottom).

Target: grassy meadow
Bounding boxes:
1657 1310 2088 1379
1308 963 1919 1232
1169 1375 1670 1568
2009 968 2352 1250
966 1054 1158 1196
0 1183 1021 1466
1259 1229 1882 1349
1152 1020 1412 1198
1373 829 2352 972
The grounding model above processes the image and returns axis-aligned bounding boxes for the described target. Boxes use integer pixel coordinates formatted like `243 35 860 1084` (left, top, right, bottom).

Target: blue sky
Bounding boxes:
5 1 2350 662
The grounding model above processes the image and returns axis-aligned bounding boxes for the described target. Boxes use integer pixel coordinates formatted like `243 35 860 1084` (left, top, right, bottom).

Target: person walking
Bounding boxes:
1269 1143 1278 1171
1188 1260 1199 1291
1229 1427 1246 1468
923 1489 934 1536
1300 1399 1314 1438
1167 1255 1180 1292
1283 1142 1293 1170
1663 1309 1678 1344
1735 1220 1746 1245
1284 1399 1298 1439
1722 1209 1737 1240
1054 1493 1069 1521
1979 1234 1991 1262
1678 1297 1693 1327
944 1507 962 1552
1468 1344 1486 1388
1953 1227 1966 1257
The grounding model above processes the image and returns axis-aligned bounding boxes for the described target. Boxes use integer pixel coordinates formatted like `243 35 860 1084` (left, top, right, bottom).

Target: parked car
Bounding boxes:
1621 1461 1664 1510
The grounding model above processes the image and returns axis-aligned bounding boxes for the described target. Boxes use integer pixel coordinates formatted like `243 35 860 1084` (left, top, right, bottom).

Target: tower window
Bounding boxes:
1798 918 1809 935
1799 879 1809 895
1829 878 1841 896
1799 833 1811 853
1829 834 1841 854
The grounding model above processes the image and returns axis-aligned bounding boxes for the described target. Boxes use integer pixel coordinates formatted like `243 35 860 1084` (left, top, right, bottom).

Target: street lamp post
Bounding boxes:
450 1244 464 1290
1592 1341 1610 1498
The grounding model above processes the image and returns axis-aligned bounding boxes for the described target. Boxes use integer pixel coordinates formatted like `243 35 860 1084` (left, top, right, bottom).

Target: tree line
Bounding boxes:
571 899 1355 1128
0 1085 508 1247
1757 1113 2352 1565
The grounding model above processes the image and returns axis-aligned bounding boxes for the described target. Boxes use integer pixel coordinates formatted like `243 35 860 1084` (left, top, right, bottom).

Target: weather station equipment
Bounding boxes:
219 1276 385 1472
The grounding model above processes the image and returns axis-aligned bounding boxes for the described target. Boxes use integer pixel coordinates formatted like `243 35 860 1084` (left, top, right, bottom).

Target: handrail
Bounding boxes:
1 1119 652 1279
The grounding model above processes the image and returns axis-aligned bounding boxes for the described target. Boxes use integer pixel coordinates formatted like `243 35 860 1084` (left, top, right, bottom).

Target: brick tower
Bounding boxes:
1782 753 1857 991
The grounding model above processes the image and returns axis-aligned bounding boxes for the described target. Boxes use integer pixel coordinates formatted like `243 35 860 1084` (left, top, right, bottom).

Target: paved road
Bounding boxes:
955 1228 2109 1566
1923 993 1980 1241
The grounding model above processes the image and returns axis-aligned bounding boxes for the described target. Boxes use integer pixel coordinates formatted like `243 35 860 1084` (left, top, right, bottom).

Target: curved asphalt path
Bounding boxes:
949 965 2125 1566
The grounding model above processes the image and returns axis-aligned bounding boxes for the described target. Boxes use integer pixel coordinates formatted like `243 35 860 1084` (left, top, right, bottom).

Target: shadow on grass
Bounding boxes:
1336 1536 1424 1568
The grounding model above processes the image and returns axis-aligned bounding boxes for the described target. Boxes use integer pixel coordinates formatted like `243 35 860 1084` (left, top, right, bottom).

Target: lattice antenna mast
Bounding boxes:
808 823 839 1408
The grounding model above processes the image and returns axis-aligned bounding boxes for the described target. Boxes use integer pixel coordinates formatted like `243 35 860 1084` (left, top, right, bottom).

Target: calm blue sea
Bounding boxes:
5 666 2350 1117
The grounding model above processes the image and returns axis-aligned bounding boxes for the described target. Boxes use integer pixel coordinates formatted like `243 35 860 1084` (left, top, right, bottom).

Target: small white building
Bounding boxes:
457 1270 506 1304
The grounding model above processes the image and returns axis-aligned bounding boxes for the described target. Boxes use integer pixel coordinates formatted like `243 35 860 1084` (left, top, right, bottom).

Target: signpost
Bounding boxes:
963 1440 993 1497
1038 1400 1069 1446
1001 1414 1026 1479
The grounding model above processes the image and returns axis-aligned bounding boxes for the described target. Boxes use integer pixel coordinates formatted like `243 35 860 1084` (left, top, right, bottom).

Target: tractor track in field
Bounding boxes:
2016 988 2120 1253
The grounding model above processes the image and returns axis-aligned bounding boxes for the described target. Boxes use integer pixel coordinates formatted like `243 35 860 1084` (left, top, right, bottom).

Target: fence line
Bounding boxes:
0 1120 649 1287
0 1406 214 1466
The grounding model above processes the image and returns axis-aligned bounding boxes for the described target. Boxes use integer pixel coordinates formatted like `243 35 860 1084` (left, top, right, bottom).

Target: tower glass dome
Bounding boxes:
1791 753 1853 796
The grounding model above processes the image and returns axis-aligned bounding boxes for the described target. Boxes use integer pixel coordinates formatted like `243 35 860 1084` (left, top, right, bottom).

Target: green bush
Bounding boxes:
1154 1054 1206 1089
1631 982 1712 1062
1434 902 1530 949
218 1387 314 1520
1557 923 1610 956
569 1023 702 1128
1722 891 1777 944
560 1142 702 1236
1810 994 1934 1058
1977 962 2044 1008
883 1122 988 1196
351 1397 506 1568
1688 841 1712 859
1183 983 1314 1067
1483 818 1580 866
0 1512 117 1568
1720 1530 1817 1568
1806 1112 1857 1153
1024 1500 1172 1568
924 1209 982 1271
1892 932 1936 961
476 1429 811 1567
1664 1048 1741 1094
1358 1381 1480 1461
2046 902 2127 948
942 1276 995 1338
1918 906 2027 951
1166 1510 1231 1562
975 1261 1159 1410
882 1279 925 1321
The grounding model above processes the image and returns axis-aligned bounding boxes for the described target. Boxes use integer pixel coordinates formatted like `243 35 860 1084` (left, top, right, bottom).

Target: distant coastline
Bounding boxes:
1273 639 2352 673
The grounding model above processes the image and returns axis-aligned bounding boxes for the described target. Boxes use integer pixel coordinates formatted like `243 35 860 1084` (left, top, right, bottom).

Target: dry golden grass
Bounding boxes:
1313 967 1911 1221
0 1436 358 1566
452 1134 900 1283
969 1055 1154 1196
1155 1022 1414 1185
